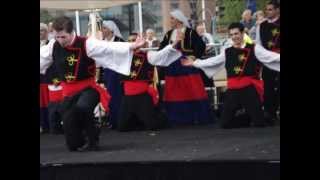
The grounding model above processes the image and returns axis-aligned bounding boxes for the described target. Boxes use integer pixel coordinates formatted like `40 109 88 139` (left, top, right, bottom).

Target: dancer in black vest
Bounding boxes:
46 65 64 134
40 16 146 151
256 1 280 125
182 22 280 128
118 33 184 131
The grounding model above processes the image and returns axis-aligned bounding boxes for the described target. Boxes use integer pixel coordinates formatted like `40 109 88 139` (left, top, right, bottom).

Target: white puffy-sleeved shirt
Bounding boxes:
40 35 134 76
193 43 280 78
147 44 182 67
40 35 182 76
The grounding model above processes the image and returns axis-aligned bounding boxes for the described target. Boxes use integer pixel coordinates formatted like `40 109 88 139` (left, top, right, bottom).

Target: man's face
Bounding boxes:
256 12 264 21
170 16 179 28
265 4 278 19
229 28 244 46
48 23 53 32
54 30 73 47
40 28 48 40
146 31 154 40
243 12 252 21
196 26 205 36
102 26 113 38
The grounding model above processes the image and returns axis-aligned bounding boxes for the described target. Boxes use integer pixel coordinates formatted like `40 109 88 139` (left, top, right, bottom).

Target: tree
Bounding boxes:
217 0 246 27
257 0 271 11
40 10 54 23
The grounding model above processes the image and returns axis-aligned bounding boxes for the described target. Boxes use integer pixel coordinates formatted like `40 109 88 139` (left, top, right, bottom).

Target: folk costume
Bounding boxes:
158 10 214 125
191 43 280 128
256 17 280 123
46 65 64 134
40 34 135 151
98 20 125 129
118 44 183 131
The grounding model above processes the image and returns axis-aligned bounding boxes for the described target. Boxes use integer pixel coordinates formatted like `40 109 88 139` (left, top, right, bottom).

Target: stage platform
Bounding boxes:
40 125 280 165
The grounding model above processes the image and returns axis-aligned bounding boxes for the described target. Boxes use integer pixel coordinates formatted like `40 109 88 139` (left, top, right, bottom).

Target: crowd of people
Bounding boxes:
40 0 280 152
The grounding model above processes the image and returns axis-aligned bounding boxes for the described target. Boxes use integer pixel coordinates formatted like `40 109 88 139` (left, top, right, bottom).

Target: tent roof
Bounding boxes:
40 0 143 10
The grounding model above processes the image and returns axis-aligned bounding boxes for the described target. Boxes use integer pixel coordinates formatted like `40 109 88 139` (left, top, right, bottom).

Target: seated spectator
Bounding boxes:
145 28 160 48
240 9 255 34
249 10 266 40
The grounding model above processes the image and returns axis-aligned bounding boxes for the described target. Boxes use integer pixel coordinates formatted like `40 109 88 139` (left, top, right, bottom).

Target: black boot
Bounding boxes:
264 112 276 126
77 126 101 152
76 140 99 152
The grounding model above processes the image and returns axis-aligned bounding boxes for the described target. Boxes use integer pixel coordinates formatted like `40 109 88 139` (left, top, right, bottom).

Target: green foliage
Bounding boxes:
40 10 54 24
217 0 246 26
216 0 270 30
256 0 270 11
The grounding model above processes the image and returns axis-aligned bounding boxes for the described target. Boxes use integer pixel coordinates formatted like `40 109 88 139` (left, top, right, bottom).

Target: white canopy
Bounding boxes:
40 0 145 35
40 0 143 10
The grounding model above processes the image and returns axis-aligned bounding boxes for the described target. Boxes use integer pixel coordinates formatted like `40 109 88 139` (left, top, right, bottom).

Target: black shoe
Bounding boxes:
264 112 276 126
251 122 267 128
106 122 113 129
266 118 276 126
76 142 100 152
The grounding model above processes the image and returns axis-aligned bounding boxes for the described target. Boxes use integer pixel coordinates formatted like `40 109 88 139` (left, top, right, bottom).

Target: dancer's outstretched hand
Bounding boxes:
130 35 146 50
172 31 184 48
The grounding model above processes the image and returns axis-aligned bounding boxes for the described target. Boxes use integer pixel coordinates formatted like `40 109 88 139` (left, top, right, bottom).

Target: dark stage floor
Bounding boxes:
40 125 280 165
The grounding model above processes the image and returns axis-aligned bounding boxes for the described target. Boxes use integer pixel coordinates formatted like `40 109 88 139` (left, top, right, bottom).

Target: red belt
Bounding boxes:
228 76 264 102
61 77 111 112
123 80 159 106
48 89 63 103
40 83 49 108
271 47 280 53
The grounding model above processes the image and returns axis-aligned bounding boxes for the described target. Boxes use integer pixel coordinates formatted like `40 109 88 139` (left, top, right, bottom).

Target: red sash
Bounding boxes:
61 78 111 112
123 80 159 106
228 76 264 102
48 87 63 103
40 84 49 108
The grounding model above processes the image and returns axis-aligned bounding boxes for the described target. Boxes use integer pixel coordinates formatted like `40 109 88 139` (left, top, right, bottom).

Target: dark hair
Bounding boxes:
52 16 74 33
228 22 245 33
267 0 280 9
129 32 138 36
128 33 138 42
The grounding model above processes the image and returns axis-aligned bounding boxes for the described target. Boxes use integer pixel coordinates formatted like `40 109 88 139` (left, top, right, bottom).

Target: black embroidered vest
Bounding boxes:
122 51 154 81
165 28 204 57
225 44 261 78
52 36 96 83
259 18 280 52
45 64 60 85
